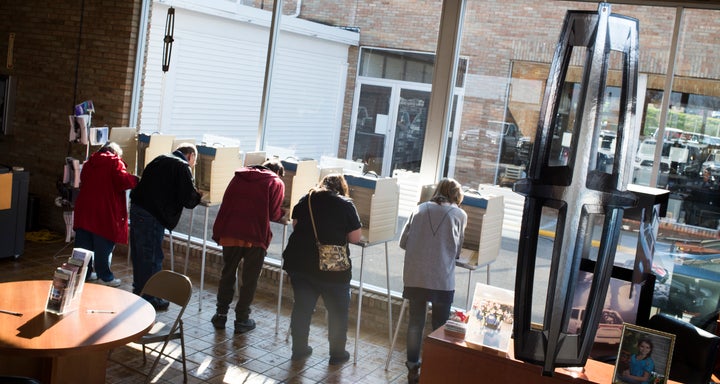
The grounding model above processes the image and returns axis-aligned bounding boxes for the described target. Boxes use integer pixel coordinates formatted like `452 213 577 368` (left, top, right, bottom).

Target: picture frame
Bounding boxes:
612 323 675 384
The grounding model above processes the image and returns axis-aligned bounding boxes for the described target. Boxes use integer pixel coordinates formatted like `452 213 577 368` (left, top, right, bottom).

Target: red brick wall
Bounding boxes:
0 0 142 232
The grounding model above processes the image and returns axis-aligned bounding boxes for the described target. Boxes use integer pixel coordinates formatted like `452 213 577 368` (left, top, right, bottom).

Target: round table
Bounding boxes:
0 280 155 383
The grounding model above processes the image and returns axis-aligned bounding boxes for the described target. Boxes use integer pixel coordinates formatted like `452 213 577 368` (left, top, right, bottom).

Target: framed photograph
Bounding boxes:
613 323 675 384
464 283 514 356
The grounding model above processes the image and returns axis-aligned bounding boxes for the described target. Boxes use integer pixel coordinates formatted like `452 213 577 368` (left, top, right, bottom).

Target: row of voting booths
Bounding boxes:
106 128 508 364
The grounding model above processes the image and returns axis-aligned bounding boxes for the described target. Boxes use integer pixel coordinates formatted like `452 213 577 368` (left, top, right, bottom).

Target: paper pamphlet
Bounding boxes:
0 172 11 210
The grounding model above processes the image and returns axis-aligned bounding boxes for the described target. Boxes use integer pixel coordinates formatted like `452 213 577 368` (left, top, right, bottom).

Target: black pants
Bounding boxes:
215 246 266 320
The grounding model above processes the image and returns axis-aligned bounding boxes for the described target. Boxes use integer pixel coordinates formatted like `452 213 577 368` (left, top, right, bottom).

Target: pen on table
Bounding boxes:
0 309 23 317
86 309 116 314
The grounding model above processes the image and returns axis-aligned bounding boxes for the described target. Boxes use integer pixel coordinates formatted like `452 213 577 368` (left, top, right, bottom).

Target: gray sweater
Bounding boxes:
400 201 467 291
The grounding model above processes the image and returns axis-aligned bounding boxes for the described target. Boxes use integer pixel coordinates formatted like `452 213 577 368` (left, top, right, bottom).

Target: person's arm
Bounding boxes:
177 164 202 209
269 178 286 223
347 228 362 244
112 157 138 191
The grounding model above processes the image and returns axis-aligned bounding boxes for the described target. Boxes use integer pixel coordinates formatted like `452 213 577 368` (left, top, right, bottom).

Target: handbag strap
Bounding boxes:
308 192 320 242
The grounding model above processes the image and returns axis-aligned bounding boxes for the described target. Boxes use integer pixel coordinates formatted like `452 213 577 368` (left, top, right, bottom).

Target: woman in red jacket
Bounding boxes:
73 142 138 286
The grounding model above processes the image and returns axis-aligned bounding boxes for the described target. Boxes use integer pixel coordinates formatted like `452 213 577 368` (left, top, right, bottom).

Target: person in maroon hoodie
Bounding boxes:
73 141 138 287
211 158 286 334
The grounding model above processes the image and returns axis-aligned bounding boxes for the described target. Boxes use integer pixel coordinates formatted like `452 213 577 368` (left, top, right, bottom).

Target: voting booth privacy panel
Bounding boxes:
344 174 400 244
280 159 321 218
136 133 175 175
195 145 243 205
419 185 505 268
108 127 138 174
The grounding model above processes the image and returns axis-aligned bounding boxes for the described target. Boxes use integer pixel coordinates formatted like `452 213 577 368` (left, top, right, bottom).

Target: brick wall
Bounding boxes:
0 0 142 233
2 0 720 230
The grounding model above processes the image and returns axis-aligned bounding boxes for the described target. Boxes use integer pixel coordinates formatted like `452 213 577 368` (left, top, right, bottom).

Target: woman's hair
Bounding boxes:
637 338 653 359
431 177 464 205
316 173 349 197
99 141 123 158
262 159 285 177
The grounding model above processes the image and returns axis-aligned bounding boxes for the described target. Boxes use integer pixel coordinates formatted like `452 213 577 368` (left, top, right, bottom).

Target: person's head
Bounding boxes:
99 141 123 158
703 168 712 181
637 338 653 359
262 159 285 177
431 178 464 205
316 173 349 197
175 143 198 168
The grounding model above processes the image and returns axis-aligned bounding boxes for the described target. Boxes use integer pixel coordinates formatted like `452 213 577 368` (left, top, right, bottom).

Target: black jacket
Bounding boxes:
130 150 202 230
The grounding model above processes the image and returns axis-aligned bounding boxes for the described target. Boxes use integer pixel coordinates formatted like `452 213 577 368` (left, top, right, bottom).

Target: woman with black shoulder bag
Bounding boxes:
282 173 362 365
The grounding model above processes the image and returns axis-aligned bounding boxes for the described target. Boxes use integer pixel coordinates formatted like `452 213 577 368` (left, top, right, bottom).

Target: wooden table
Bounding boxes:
0 280 155 383
421 326 687 384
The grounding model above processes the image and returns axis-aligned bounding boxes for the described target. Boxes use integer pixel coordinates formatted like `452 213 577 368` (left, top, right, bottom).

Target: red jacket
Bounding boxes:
212 166 285 249
73 150 138 244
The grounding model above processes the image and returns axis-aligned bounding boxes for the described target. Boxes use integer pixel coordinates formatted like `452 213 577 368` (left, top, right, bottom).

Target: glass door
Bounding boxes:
389 89 431 174
351 84 392 175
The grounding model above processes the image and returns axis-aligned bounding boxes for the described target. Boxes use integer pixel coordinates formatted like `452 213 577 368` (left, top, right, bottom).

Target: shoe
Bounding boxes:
211 313 227 329
406 361 421 384
234 318 256 334
291 345 313 361
86 272 98 282
97 278 121 287
148 297 170 311
328 350 350 365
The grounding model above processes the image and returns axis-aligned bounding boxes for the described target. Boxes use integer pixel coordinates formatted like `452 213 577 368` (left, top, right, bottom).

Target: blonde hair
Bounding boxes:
431 178 464 205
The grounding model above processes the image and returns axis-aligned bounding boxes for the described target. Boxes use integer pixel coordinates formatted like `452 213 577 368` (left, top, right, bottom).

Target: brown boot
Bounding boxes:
406 361 420 384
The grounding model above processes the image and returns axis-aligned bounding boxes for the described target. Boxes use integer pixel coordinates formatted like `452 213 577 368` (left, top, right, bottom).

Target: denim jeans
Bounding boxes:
129 204 165 296
216 246 266 320
74 228 116 281
406 299 451 363
288 271 350 357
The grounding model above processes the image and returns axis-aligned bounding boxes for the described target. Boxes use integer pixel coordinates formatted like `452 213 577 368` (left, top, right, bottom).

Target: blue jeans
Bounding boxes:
74 228 116 282
406 299 452 363
288 271 350 357
129 204 165 296
216 246 266 320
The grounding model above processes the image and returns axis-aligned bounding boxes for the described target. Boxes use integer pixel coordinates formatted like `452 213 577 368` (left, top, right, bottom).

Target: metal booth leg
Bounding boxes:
354 245 366 365
385 299 407 370
276 223 288 335
198 204 209 311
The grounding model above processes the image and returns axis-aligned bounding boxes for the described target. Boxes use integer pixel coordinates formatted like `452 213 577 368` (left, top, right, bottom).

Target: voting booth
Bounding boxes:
242 151 267 167
136 133 174 175
345 174 400 244
194 145 242 205
280 159 320 218
108 127 138 174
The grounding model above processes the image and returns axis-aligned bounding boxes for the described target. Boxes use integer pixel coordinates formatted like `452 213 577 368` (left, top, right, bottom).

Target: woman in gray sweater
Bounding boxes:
399 178 467 384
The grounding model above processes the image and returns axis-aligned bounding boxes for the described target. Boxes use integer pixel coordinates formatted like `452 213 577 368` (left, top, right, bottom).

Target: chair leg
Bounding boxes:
179 322 187 383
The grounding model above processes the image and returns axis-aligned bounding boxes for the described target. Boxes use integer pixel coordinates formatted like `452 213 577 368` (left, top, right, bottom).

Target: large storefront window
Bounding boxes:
140 0 720 324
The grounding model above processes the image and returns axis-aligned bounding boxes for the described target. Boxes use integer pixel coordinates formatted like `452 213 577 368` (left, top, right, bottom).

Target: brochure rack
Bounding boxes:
45 248 93 315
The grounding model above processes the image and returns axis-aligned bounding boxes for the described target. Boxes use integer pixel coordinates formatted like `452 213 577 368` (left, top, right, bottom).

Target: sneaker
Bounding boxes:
328 350 350 365
234 318 256 334
211 313 227 329
86 272 98 282
291 345 313 361
97 278 121 287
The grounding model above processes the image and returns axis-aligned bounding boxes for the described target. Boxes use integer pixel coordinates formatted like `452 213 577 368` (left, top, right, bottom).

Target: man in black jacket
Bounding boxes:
129 143 202 310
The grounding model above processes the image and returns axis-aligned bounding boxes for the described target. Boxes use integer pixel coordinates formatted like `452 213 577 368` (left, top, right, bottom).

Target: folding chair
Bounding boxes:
137 270 192 383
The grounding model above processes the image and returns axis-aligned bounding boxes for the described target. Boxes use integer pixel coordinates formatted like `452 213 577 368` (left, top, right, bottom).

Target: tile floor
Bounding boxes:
1 236 411 384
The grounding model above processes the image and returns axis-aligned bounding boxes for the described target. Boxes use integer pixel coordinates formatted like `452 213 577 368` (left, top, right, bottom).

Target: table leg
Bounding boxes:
385 242 392 346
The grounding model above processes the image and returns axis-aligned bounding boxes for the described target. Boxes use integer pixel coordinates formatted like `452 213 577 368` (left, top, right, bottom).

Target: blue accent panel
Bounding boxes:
281 160 298 172
461 194 488 209
197 145 217 156
138 133 151 143
345 174 377 189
